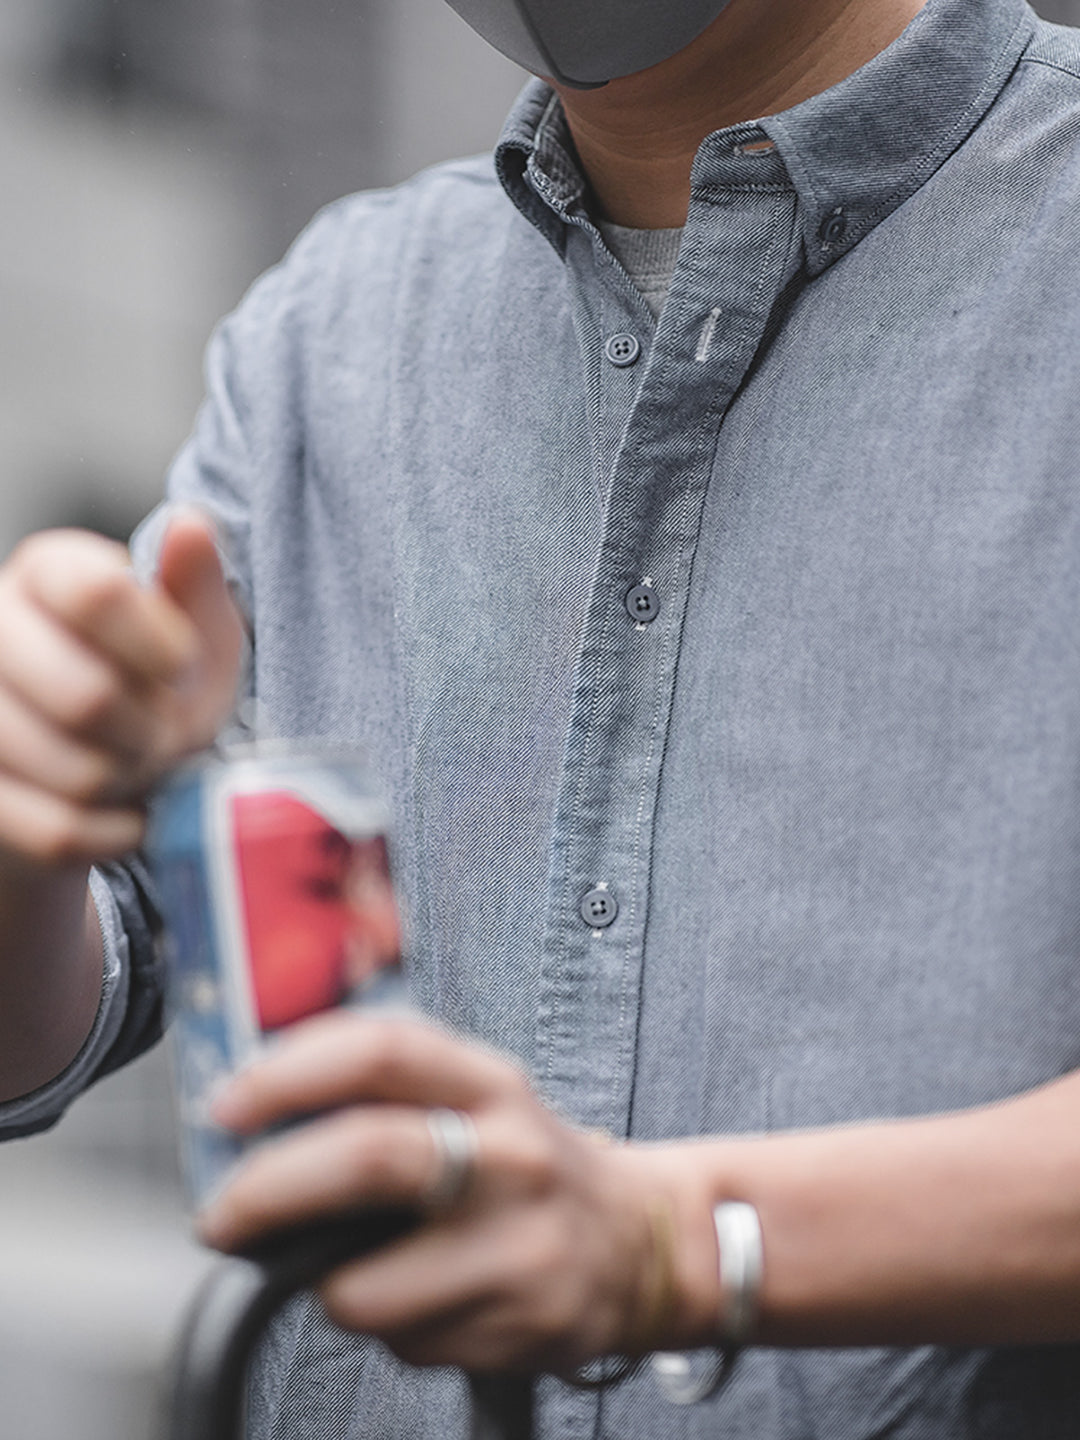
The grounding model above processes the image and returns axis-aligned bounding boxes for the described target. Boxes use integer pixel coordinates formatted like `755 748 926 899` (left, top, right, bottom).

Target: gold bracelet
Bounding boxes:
563 1195 678 1391
624 1196 679 1355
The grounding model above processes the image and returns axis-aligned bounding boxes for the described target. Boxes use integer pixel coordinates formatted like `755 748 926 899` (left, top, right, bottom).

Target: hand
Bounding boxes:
197 1012 719 1372
0 510 244 865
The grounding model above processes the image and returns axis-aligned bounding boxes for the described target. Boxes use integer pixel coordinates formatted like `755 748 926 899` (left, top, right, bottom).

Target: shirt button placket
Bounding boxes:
537 170 798 1147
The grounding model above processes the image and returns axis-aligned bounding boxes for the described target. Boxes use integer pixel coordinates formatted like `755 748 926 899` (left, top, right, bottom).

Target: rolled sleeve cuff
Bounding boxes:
0 868 131 1140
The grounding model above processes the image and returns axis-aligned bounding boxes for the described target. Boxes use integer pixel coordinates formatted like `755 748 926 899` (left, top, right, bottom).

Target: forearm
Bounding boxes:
0 855 104 1101
0 518 242 1106
674 1070 1080 1349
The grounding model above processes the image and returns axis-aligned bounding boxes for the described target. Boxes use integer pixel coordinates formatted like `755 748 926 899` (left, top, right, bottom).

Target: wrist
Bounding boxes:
645 1153 764 1410
661 1144 768 1352
662 1146 736 1349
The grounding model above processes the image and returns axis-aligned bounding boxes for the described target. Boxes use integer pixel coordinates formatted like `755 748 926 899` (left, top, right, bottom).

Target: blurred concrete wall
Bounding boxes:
0 0 522 556
0 0 1078 1437
0 4 519 1438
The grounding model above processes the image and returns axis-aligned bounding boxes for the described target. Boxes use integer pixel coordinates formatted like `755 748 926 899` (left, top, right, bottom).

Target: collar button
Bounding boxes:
819 208 847 246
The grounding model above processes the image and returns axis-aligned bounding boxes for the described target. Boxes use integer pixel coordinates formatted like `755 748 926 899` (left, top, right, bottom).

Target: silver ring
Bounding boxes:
424 1107 479 1211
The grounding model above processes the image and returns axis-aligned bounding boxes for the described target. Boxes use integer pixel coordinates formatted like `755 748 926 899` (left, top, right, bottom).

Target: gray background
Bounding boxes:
0 2 1075 1437
0 3 519 1436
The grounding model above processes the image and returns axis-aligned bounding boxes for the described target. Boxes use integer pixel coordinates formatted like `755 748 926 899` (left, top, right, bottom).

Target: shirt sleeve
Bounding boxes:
0 292 261 1140
0 858 165 1139
0 198 355 1142
0 288 262 1141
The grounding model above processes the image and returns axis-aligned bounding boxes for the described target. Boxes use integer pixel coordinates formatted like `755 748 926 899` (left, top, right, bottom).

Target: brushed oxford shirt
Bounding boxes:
6 0 1080 1431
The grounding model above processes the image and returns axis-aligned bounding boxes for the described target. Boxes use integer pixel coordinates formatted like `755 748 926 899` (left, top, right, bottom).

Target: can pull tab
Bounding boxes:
165 1210 535 1440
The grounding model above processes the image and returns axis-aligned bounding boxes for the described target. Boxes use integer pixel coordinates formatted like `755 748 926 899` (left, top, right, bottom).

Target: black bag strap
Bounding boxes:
166 1212 534 1440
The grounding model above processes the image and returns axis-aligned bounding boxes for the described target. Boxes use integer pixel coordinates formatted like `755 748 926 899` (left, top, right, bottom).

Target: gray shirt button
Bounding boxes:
819 207 847 245
604 333 641 367
580 887 619 929
625 583 660 624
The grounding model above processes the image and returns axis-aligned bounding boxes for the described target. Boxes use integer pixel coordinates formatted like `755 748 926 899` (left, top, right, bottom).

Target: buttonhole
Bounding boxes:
695 307 723 364
733 138 776 156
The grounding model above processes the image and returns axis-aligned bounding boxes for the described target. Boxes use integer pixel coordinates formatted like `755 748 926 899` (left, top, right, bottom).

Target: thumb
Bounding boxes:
157 507 228 615
156 508 244 716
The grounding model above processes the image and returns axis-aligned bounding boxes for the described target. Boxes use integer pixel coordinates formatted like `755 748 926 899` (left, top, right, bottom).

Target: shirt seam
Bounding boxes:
851 8 1034 237
1018 54 1080 82
695 183 794 198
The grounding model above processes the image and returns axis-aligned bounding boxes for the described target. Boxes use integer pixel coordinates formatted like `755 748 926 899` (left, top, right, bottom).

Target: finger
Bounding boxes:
17 534 198 686
0 685 147 806
212 1012 526 1133
156 510 245 703
317 1171 639 1372
198 1106 522 1358
0 769 145 864
0 596 164 755
319 1223 516 1364
318 1208 590 1372
197 1104 437 1249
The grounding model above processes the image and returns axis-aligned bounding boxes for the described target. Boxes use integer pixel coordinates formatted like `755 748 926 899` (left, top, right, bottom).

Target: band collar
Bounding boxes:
495 0 1036 275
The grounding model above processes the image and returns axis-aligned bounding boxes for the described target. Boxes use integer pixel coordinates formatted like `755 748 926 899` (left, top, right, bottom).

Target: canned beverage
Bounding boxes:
147 744 405 1208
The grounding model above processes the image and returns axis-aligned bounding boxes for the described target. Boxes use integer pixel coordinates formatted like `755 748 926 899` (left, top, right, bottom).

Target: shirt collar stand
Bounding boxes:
495 0 1035 275
496 84 588 252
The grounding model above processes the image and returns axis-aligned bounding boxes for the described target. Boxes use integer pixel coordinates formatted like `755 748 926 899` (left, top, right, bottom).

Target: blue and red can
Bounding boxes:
147 744 404 1207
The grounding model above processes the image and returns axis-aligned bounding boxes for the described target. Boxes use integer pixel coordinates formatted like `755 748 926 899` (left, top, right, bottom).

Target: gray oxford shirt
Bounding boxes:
5 0 1080 1431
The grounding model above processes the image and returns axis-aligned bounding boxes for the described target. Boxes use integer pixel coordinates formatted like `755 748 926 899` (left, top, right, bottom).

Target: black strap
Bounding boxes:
166 1211 534 1440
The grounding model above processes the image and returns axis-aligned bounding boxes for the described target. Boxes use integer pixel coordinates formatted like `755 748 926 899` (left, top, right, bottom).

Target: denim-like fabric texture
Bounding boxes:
6 0 1080 1431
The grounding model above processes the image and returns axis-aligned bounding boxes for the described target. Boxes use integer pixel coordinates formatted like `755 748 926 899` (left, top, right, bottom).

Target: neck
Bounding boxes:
553 0 928 228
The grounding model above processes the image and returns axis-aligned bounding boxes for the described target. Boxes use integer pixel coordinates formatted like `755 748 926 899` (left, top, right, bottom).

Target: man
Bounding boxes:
2 0 1080 1433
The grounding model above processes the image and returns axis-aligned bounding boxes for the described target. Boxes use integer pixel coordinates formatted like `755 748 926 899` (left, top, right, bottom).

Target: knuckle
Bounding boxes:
497 1058 534 1100
7 531 51 577
318 1283 349 1329
342 1119 400 1186
24 807 87 865
148 707 193 769
502 1123 561 1196
60 673 120 734
65 749 120 805
362 1020 417 1084
70 567 131 627
319 1271 368 1331
12 529 121 593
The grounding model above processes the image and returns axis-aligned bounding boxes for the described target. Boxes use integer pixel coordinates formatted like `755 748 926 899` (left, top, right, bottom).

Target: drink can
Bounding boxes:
146 743 405 1207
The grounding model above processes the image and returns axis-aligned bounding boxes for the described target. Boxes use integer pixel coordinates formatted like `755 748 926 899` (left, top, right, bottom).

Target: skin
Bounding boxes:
552 0 929 227
0 513 242 1098
197 1016 1080 1364
6 0 1080 1384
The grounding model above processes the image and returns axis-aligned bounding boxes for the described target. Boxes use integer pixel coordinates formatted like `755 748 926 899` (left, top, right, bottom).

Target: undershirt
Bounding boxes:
597 220 683 318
